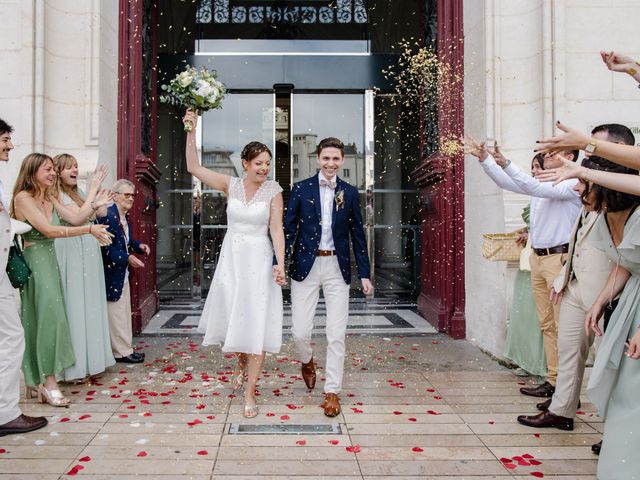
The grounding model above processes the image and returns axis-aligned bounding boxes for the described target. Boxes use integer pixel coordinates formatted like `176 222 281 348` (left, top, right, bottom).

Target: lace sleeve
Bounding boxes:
261 180 283 203
227 176 242 200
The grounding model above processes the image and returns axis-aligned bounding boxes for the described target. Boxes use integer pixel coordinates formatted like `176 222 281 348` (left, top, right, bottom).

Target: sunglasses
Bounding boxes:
116 192 136 199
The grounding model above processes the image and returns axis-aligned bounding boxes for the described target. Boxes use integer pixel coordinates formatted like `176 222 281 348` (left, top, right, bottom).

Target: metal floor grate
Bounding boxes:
228 424 342 435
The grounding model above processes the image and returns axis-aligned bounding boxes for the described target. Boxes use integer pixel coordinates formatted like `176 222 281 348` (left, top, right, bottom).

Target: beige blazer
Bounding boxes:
553 210 614 307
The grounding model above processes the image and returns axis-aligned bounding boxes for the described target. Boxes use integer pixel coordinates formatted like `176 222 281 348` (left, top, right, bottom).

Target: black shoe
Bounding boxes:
536 398 552 411
115 354 144 364
131 352 145 361
517 410 573 431
592 440 602 455
0 414 48 437
520 381 555 398
536 398 581 411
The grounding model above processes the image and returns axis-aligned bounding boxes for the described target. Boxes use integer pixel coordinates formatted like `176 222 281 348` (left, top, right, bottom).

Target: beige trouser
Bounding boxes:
530 252 567 386
107 282 134 358
549 280 594 418
291 256 350 394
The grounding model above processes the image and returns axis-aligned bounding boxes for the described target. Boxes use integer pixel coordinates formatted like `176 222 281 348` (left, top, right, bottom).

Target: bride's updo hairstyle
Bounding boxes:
241 141 272 169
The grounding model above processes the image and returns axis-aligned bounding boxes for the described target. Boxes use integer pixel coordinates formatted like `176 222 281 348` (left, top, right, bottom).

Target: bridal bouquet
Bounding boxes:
160 65 226 131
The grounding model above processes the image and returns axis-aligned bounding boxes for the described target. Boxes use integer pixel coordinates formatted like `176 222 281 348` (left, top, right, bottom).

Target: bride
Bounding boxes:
183 110 286 418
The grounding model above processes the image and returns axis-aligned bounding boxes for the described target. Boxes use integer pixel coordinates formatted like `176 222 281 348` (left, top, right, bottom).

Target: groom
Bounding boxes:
284 137 373 417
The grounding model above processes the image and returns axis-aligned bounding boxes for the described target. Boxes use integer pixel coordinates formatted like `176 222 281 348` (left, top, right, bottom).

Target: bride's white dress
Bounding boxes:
198 177 283 354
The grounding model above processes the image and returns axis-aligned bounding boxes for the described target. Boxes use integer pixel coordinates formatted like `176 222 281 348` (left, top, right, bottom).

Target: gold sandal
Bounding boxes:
231 371 244 391
37 385 71 407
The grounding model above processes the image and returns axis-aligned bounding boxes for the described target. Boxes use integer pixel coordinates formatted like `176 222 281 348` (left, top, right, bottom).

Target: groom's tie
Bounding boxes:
320 179 336 190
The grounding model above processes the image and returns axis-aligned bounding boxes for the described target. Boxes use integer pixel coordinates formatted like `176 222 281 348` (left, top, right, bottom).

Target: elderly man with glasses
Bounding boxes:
97 179 150 363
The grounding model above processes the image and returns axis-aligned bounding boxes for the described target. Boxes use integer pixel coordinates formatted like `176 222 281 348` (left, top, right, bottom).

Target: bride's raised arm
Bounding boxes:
183 109 231 195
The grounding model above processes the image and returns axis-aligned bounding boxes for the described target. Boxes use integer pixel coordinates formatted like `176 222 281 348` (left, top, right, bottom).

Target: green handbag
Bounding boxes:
6 237 31 289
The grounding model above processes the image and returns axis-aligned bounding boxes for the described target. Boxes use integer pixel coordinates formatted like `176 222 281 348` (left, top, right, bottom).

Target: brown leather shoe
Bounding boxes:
322 393 341 417
537 398 580 411
517 410 573 431
0 414 48 437
301 358 316 390
520 381 555 398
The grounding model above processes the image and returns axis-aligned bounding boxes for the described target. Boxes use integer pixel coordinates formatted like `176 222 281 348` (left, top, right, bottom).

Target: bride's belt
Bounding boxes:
227 227 268 237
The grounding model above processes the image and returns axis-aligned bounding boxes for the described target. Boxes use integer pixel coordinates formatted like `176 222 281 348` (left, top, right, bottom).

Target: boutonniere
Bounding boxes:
335 189 345 211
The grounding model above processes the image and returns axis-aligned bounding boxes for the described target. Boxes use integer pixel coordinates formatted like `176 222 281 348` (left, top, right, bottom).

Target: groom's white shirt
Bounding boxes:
318 172 336 250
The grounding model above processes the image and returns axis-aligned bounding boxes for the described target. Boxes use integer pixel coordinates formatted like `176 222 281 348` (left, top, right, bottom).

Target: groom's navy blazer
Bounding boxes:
284 175 370 284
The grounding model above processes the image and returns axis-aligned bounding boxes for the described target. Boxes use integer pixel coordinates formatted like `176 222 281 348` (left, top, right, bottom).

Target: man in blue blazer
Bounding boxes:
97 179 149 364
284 137 373 417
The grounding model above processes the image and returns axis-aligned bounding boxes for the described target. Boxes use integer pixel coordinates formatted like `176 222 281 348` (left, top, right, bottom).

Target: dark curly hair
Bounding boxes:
580 156 640 212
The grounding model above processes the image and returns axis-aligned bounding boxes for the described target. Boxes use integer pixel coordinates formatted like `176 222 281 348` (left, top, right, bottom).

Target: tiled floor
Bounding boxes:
0 334 599 479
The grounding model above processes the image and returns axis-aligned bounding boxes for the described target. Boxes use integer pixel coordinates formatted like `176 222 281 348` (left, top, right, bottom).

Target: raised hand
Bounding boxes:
183 109 199 133
487 143 508 167
462 135 488 162
600 51 637 73
535 121 590 155
536 157 586 185
94 189 114 209
89 165 109 193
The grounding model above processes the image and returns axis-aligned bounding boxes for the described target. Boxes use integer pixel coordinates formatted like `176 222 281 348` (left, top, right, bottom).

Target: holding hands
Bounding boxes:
272 265 287 286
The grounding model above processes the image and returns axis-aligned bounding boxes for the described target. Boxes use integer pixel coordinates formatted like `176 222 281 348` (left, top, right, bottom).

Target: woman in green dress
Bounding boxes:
11 153 113 406
53 154 115 382
504 157 547 377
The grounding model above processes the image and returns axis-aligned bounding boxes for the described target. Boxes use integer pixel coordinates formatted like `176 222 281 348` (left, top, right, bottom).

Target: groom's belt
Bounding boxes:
533 243 569 256
316 250 336 256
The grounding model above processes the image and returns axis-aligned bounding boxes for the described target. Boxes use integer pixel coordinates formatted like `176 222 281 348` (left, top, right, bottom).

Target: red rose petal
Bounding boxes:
280 415 290 421
197 450 208 455
407 417 417 422
426 410 440 415
518 460 531 466
295 440 306 446
0 449 6 454
137 451 147 457
78 414 91 421
412 447 424 452
328 440 339 445
346 445 361 453
118 414 128 419
392 411 403 415
196 404 205 410
78 456 91 462
59 417 70 423
530 473 544 478
206 415 216 420
499 457 512 464
530 459 542 465
504 463 517 470
266 412 275 417
533 433 540 438
522 453 534 459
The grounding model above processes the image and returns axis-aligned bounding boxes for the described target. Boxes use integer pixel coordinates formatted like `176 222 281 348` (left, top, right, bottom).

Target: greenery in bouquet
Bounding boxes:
160 65 226 131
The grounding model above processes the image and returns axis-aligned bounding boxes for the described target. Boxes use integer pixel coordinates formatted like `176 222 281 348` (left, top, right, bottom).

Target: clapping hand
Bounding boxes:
89 165 109 193
536 157 586 185
94 189 115 209
487 143 508 167
535 121 590 156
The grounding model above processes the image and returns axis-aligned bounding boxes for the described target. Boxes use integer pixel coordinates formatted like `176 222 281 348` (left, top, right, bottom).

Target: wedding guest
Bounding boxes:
53 154 115 381
573 156 640 480
0 119 47 435
465 137 582 397
504 164 547 378
97 179 150 364
517 124 634 434
185 110 287 419
11 153 113 406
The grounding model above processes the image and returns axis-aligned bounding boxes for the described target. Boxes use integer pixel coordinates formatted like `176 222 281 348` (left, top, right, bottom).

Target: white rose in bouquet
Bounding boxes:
160 65 226 131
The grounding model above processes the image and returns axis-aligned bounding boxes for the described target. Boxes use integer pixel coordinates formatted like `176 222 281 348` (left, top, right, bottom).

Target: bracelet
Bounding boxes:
627 67 638 76
89 224 92 234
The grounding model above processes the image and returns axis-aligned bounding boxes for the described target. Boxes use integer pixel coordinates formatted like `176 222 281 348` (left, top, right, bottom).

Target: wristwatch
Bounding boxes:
501 159 511 169
585 139 597 154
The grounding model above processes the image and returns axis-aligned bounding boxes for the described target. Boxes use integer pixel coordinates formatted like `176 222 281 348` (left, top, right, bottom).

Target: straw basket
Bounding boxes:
481 231 523 262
